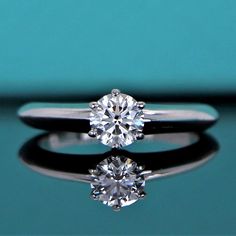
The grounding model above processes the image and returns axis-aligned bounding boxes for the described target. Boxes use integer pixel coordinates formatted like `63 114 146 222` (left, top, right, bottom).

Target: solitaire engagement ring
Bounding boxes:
19 89 218 148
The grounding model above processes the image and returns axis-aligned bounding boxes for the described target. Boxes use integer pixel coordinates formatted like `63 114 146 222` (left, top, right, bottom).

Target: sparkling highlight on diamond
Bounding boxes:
89 90 144 148
90 156 146 210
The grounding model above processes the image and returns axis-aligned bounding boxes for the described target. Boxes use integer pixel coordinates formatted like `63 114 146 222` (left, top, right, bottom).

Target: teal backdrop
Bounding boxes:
0 1 236 235
0 0 236 97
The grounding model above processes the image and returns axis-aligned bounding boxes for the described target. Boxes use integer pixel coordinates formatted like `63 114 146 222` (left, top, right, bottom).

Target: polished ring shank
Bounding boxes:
19 103 218 134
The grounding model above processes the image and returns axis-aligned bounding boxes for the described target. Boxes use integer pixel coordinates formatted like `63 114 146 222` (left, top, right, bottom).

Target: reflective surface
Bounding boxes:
19 132 218 211
0 104 236 235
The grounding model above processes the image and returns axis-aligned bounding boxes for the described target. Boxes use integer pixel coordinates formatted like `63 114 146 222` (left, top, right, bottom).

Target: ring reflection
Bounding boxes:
19 132 219 211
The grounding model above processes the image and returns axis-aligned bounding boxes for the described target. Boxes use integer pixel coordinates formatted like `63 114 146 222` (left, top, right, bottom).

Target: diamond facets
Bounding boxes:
90 156 146 211
89 89 145 148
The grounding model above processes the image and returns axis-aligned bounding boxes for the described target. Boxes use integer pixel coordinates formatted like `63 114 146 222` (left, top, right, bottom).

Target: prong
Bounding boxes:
88 129 97 138
138 165 145 171
111 89 121 96
112 143 119 149
137 101 145 109
88 169 96 175
136 132 144 140
90 192 98 200
89 101 98 109
112 205 121 211
139 191 146 199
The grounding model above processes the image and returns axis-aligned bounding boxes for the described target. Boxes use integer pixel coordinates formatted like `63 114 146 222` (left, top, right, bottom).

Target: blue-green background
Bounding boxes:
0 0 236 235
0 0 236 97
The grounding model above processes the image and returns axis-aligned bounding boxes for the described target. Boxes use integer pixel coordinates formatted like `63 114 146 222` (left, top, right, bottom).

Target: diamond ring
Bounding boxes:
19 132 218 210
19 89 218 148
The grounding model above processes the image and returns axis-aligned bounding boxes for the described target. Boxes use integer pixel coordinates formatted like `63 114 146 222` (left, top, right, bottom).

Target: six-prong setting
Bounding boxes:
89 156 148 211
89 89 145 148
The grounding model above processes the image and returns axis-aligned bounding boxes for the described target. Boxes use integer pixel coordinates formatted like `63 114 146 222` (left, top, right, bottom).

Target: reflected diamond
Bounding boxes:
90 156 146 211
